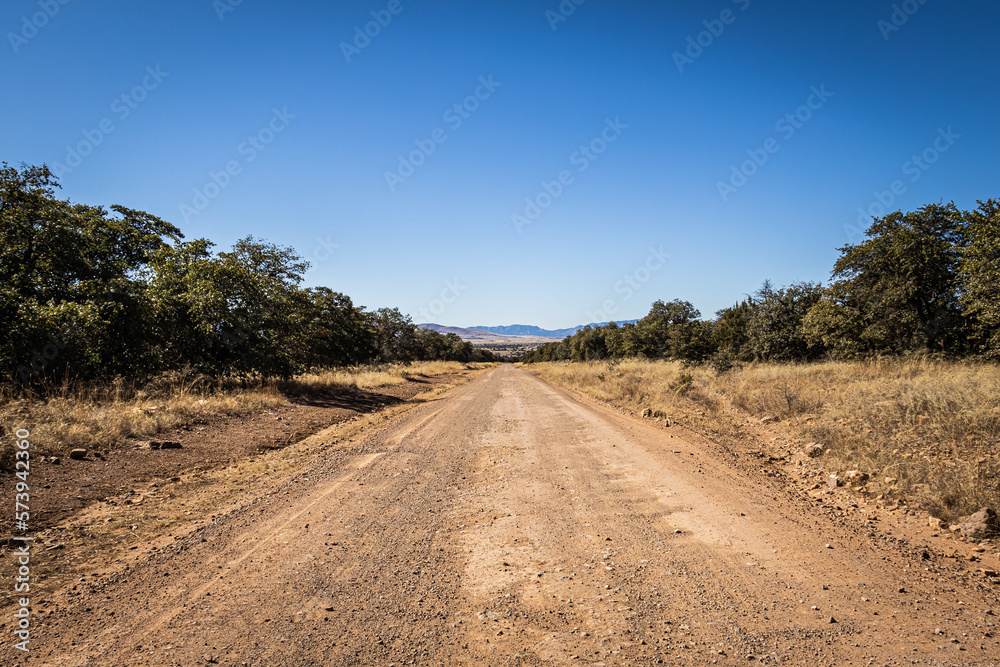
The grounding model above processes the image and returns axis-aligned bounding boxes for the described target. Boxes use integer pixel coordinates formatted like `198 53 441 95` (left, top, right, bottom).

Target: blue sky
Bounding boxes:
4 0 998 329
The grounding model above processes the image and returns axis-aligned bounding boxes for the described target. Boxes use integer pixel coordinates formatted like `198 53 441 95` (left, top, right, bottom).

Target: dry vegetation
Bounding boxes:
0 361 474 468
529 358 1000 524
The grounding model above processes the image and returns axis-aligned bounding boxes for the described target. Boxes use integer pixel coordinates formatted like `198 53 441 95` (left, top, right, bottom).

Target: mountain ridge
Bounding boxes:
419 320 639 340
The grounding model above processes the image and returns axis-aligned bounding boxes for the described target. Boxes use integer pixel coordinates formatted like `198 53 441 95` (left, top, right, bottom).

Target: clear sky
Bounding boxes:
4 0 998 329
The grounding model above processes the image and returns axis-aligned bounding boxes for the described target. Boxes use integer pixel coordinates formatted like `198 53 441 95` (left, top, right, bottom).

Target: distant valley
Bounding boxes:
418 321 639 342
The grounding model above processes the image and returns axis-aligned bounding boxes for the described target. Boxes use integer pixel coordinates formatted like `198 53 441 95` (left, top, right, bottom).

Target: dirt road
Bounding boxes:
25 365 1000 665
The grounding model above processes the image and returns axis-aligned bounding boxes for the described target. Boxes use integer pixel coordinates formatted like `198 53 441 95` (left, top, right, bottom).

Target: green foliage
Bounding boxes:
569 325 608 361
712 301 751 360
1 163 494 390
144 236 312 379
827 203 966 354
802 282 867 358
1 163 182 382
368 307 417 363
710 348 736 374
746 281 824 361
669 372 694 395
301 288 375 368
5 160 997 383
604 322 647 359
960 199 1000 358
638 299 712 362
523 198 1000 368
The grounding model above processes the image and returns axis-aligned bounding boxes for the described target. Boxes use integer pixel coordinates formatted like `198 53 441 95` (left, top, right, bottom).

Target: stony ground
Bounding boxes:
3 365 1000 665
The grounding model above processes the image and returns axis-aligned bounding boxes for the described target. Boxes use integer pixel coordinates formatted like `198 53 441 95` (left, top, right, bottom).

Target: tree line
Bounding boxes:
1 163 495 389
522 200 1000 367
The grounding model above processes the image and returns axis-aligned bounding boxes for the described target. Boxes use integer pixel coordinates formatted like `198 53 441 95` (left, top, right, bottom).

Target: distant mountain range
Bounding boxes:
419 320 639 341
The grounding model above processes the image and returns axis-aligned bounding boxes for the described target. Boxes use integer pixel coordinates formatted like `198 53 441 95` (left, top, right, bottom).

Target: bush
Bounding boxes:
670 372 694 395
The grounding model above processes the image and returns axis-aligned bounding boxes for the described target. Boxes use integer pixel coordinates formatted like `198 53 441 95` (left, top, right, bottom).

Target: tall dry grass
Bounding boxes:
529 358 1000 523
0 361 475 468
289 360 468 392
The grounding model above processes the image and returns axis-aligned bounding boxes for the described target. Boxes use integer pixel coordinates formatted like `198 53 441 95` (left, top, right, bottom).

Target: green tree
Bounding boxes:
802 282 867 358
712 301 751 360
746 281 824 361
146 236 310 378
637 299 710 360
959 199 1000 358
569 325 608 361
300 288 376 367
604 322 646 359
369 307 418 362
829 203 966 354
1 163 181 383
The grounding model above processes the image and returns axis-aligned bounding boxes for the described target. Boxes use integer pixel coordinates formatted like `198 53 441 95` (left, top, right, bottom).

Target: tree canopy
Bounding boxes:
1 163 494 388
524 199 1000 366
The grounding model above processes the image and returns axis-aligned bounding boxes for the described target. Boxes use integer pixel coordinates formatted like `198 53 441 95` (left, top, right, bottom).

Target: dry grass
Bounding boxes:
0 361 474 468
529 358 1000 523
289 360 467 391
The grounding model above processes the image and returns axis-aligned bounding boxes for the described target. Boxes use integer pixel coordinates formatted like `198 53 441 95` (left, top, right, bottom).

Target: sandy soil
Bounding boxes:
7 365 1000 665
